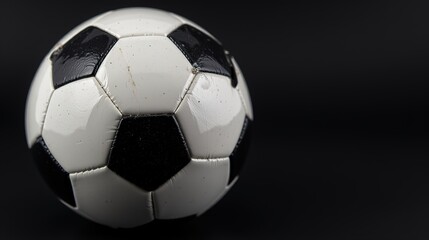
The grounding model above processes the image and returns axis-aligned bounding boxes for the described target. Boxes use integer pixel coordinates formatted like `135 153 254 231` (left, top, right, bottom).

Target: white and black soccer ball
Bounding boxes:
25 8 253 228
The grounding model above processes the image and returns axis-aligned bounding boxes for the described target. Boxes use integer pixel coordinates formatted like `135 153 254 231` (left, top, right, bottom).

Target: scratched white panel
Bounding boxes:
96 36 194 115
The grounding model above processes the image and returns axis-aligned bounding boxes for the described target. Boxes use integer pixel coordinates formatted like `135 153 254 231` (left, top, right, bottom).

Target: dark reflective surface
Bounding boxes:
226 52 238 87
168 25 235 83
108 115 191 191
51 27 117 89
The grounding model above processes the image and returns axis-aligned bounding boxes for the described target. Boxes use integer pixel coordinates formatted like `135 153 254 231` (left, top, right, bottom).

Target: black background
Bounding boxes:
2 0 429 239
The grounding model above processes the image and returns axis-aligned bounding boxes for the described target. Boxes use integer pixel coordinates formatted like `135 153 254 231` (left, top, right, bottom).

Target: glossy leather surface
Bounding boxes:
95 36 194 115
25 7 253 228
42 77 121 173
175 73 246 158
168 25 234 83
51 27 117 89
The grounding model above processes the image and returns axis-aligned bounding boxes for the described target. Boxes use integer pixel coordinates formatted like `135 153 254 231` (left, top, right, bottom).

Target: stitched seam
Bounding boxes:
106 117 122 167
192 157 229 162
40 86 55 139
118 33 167 39
70 165 106 175
167 35 195 69
150 191 157 219
94 76 123 115
173 73 197 114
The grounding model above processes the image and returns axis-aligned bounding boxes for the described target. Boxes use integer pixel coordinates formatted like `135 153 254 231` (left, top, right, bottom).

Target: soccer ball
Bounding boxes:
25 8 253 228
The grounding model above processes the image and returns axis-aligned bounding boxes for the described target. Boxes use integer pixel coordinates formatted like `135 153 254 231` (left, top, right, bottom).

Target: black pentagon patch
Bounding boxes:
228 117 253 184
168 24 237 87
50 26 118 89
108 115 191 191
31 137 75 207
